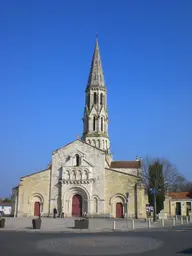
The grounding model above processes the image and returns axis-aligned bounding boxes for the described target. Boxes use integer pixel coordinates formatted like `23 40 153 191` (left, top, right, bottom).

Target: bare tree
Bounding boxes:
141 156 180 192
171 175 192 192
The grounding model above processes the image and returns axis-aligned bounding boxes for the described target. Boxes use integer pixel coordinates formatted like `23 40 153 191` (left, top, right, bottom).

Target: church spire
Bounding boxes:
86 37 106 91
82 37 110 153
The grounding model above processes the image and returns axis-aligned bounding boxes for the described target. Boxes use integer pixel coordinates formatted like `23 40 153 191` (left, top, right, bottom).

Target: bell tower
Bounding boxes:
82 37 110 152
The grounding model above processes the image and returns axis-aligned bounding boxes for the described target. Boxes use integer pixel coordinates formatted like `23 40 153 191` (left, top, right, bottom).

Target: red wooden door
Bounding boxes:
34 202 40 216
72 194 82 217
116 203 123 218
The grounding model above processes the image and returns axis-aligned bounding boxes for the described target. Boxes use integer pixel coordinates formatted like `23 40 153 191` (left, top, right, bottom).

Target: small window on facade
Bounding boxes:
58 167 63 180
94 92 97 104
100 93 103 105
101 117 104 131
93 116 96 131
94 74 97 80
87 93 90 108
75 154 80 166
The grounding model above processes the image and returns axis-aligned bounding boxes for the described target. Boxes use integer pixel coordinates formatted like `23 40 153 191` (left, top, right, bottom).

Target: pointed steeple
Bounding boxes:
82 37 110 153
86 37 106 91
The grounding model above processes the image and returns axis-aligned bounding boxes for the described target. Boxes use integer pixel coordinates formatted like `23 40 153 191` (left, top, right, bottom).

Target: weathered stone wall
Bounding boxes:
110 168 140 177
163 197 170 216
17 169 50 217
50 139 106 216
164 199 192 216
135 184 147 219
104 169 146 218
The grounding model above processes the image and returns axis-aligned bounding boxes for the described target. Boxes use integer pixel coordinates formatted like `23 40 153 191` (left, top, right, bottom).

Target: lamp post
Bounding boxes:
125 192 129 228
150 188 157 222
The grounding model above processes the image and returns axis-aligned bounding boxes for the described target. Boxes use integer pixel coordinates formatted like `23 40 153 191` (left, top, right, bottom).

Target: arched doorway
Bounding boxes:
72 194 82 217
34 202 40 216
116 202 123 218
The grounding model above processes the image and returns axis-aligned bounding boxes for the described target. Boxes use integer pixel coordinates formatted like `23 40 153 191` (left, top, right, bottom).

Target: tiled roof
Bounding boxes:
168 192 192 199
110 161 141 169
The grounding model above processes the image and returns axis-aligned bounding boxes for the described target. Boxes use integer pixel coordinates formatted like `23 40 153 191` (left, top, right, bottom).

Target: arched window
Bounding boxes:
58 167 63 180
75 154 80 166
93 197 98 213
101 117 104 131
77 170 82 180
93 116 96 131
94 92 97 104
66 171 70 180
84 171 88 180
87 93 90 108
100 93 103 105
71 171 76 180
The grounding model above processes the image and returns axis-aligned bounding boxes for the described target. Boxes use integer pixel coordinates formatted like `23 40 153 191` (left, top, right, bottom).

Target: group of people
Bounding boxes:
53 208 65 218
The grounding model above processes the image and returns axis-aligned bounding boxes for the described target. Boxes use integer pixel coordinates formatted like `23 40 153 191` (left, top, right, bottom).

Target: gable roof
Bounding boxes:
168 192 192 199
20 168 50 179
110 161 141 169
53 139 105 154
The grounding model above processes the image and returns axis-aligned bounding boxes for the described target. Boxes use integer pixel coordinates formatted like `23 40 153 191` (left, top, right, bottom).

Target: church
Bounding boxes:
12 38 147 219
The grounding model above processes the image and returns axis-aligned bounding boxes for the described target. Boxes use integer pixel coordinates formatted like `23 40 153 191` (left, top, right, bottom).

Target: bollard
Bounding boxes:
113 220 116 230
186 216 189 224
172 217 176 226
132 219 135 230
189 216 192 223
181 216 183 225
161 218 164 227
148 218 151 228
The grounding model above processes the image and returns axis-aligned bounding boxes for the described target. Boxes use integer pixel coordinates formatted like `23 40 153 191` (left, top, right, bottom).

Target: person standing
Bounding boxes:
53 208 57 218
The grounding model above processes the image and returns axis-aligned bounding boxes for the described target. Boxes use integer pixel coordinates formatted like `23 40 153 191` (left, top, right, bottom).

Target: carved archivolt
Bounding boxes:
28 193 44 204
109 193 126 206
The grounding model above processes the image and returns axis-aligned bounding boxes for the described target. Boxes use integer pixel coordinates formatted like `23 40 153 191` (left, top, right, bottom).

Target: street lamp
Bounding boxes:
150 188 157 222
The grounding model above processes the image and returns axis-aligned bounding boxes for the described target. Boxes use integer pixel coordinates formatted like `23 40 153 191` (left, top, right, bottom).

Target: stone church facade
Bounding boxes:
13 39 147 219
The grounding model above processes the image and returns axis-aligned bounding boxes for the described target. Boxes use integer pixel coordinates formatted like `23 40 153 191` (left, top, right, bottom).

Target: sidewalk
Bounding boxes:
1 217 191 233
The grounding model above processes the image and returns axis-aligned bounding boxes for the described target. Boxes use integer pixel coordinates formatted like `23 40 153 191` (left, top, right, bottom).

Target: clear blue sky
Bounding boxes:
0 0 191 197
